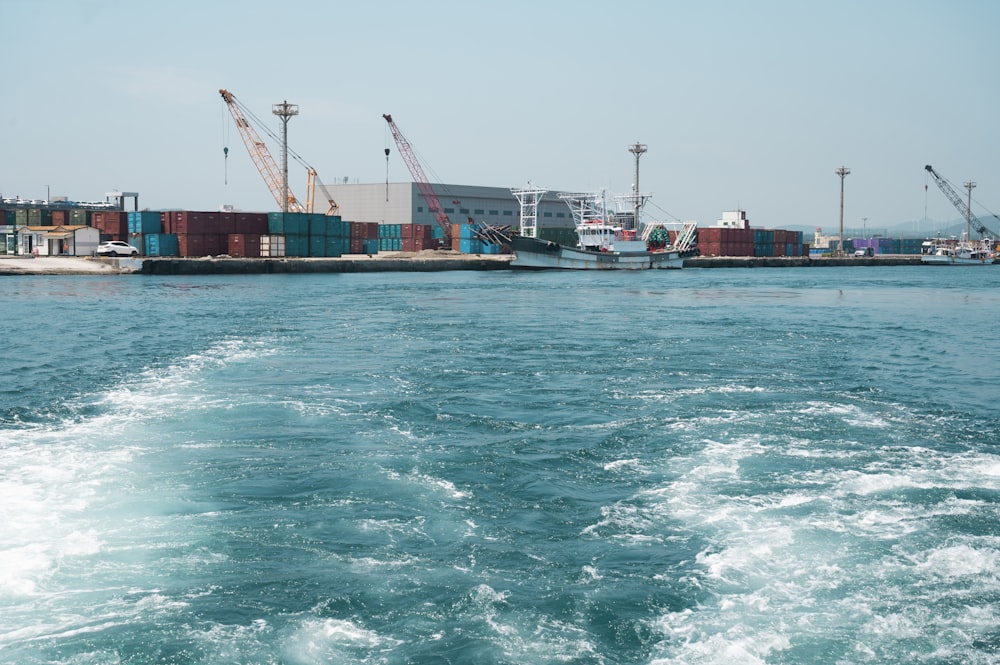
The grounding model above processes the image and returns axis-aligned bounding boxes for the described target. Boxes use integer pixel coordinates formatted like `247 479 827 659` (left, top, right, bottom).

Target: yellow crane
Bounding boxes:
220 88 338 215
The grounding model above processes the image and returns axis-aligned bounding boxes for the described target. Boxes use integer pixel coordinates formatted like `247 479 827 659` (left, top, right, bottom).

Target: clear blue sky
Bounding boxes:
2 0 998 234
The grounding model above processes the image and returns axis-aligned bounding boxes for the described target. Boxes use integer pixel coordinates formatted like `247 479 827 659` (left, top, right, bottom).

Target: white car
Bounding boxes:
97 240 140 257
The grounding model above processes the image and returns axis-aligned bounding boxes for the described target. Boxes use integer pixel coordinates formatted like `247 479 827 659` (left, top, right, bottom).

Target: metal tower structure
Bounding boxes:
511 184 548 239
964 180 977 240
220 89 305 213
628 142 647 230
836 166 850 257
272 100 299 214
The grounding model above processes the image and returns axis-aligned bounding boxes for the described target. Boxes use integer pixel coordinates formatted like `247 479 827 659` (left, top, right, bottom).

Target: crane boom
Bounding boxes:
220 88 305 213
382 114 450 246
925 164 996 240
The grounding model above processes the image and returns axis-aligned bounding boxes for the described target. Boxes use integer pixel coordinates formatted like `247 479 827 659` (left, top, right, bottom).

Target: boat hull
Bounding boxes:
510 235 682 270
920 255 995 265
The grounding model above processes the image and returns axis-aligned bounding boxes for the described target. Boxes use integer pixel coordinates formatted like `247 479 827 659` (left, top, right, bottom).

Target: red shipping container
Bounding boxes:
699 241 722 256
227 234 261 257
235 213 268 235
203 233 224 256
218 213 235 236
169 211 221 235
177 233 205 257
698 227 722 243
94 211 128 236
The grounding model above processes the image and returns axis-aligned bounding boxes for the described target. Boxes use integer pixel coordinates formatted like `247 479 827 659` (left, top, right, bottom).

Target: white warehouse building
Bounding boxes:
326 182 576 230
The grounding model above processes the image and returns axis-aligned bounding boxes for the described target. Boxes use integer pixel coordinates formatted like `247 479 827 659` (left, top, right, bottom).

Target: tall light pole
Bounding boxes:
836 166 850 256
272 100 299 214
964 180 976 240
628 142 647 229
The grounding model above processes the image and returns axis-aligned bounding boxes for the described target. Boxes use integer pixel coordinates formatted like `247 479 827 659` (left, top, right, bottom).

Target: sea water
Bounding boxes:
1 266 998 664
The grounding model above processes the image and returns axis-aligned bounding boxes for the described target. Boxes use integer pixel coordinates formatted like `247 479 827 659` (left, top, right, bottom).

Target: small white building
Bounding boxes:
712 210 750 229
18 225 100 257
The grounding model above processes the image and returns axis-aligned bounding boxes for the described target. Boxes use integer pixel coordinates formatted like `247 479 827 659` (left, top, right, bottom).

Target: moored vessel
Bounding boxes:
920 235 996 265
508 188 695 270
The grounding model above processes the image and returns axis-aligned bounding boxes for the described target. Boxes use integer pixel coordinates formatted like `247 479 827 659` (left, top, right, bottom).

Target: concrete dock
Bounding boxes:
0 252 928 275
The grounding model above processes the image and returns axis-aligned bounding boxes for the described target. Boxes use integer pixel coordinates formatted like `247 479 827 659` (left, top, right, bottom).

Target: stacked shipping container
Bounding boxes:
696 227 804 257
451 223 502 254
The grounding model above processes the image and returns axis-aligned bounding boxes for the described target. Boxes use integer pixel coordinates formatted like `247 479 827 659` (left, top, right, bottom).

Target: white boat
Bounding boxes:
508 187 697 271
921 235 996 265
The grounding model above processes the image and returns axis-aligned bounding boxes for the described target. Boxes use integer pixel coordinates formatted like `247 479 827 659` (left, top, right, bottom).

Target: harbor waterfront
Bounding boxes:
2 266 998 664
0 253 929 275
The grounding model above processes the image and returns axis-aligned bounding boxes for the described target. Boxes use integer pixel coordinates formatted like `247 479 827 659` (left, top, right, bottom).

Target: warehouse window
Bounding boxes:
460 208 469 214
489 210 498 216
444 207 454 214
474 209 484 215
503 210 513 216
543 212 552 218
417 206 424 213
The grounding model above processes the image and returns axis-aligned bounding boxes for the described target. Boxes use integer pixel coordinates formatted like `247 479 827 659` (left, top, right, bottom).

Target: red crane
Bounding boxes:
383 114 450 247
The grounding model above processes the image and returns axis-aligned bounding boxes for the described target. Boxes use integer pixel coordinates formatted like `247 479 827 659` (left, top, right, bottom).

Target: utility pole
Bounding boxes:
836 166 850 256
964 180 976 240
272 100 299 214
628 142 647 230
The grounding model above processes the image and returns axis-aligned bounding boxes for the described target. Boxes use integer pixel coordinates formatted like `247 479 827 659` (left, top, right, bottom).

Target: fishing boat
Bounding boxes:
920 234 996 265
508 186 697 270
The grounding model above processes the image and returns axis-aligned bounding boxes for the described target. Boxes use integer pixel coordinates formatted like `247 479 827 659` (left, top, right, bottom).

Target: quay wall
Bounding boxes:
683 256 923 268
139 255 512 275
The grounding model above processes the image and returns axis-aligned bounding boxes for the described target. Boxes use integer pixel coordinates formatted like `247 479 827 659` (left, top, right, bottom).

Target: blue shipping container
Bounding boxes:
144 233 179 257
128 211 162 235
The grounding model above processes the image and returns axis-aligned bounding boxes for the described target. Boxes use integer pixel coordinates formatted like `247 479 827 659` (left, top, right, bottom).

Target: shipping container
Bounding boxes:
457 237 484 254
28 209 53 226
379 237 402 251
227 233 261 258
234 213 268 235
325 235 345 257
92 211 128 237
177 233 205 257
68 208 90 226
260 235 286 258
284 234 309 257
144 233 179 257
128 211 163 235
162 211 222 235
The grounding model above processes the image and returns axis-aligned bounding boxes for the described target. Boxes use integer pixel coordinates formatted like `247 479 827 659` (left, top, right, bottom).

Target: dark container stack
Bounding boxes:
451 222 501 254
349 222 380 254
378 224 403 252
92 211 128 240
696 227 753 257
695 227 804 257
267 212 348 257
401 223 435 252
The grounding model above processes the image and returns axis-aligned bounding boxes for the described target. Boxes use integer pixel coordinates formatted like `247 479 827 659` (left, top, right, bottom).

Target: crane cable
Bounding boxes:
222 99 230 185
228 91 318 176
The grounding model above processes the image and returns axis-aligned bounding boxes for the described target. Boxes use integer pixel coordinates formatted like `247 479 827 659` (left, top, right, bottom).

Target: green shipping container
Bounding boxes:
267 212 284 235
325 235 345 257
69 209 90 226
284 234 309 257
